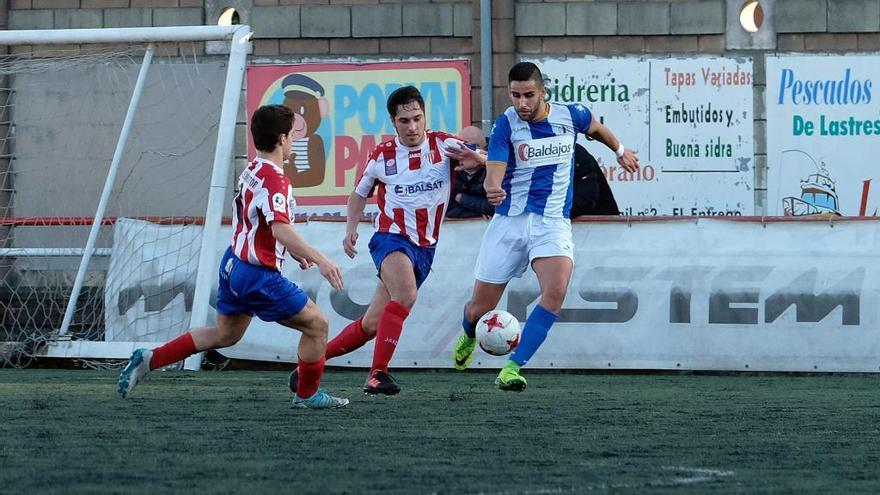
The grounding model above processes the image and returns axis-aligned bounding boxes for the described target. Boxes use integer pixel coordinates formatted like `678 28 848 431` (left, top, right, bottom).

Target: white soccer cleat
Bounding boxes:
292 389 349 409
117 348 153 399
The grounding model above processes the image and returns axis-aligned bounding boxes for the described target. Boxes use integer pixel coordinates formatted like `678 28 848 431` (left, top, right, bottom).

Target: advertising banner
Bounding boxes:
106 218 880 372
532 56 754 216
246 61 470 216
766 54 880 217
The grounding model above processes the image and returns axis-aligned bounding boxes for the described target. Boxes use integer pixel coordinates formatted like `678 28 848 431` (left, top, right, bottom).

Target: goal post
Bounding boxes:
0 25 252 368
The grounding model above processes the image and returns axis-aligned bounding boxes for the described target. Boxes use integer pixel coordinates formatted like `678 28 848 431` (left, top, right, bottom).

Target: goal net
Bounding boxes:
0 26 250 367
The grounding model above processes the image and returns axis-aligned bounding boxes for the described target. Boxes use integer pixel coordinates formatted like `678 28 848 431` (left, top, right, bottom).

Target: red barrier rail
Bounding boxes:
2 214 878 227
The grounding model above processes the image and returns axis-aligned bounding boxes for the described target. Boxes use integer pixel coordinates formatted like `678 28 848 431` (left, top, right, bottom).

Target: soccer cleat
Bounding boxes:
495 362 527 392
287 365 298 394
453 333 477 371
292 389 349 409
363 369 400 396
117 348 153 399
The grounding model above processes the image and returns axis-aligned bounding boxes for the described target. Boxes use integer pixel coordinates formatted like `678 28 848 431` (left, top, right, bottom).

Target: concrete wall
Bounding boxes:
7 58 228 252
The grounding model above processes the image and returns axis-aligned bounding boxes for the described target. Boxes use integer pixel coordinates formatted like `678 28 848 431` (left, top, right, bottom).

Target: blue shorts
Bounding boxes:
216 247 309 322
368 232 436 288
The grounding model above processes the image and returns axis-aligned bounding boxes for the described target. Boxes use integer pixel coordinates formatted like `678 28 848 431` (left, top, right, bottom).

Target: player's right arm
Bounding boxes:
344 150 381 258
484 116 513 207
343 191 367 258
484 162 507 207
271 222 344 290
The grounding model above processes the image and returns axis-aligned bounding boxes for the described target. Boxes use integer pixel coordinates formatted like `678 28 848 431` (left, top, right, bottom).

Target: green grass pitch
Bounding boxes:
2 369 879 494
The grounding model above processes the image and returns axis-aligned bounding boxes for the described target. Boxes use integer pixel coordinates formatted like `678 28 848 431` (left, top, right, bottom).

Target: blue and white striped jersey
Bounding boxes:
488 102 593 218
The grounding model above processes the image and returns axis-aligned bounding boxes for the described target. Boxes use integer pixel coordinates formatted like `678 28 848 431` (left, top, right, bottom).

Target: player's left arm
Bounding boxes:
259 173 343 287
442 137 486 169
271 222 343 289
586 119 639 173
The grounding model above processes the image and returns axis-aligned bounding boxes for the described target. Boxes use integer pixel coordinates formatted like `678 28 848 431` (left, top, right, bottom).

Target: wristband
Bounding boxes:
615 143 625 159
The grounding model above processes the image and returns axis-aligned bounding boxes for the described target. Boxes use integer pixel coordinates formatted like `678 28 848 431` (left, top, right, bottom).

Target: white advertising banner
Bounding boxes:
105 219 202 342
106 218 880 372
531 56 754 216
766 54 880 216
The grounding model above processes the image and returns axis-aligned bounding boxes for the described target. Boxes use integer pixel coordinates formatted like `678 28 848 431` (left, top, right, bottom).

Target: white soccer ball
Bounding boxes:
475 309 521 356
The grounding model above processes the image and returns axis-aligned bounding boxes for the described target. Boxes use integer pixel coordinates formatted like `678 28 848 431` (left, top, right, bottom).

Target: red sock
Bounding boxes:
371 301 409 373
326 318 372 359
296 356 325 399
149 332 196 370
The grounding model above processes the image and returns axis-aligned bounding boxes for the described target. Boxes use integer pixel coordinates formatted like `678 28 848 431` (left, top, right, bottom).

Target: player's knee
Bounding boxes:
215 327 243 348
361 315 378 336
308 312 329 339
539 291 566 313
467 300 493 322
391 290 417 310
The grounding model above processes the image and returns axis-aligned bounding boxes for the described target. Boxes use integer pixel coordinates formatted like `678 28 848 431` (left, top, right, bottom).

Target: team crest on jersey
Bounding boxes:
385 158 398 175
272 192 287 213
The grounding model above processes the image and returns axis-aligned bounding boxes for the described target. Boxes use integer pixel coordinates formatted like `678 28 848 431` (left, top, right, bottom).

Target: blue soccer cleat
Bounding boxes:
117 348 153 399
292 389 349 409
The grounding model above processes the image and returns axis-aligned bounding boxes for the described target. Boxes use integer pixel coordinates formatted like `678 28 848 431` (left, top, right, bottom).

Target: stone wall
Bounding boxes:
5 0 880 212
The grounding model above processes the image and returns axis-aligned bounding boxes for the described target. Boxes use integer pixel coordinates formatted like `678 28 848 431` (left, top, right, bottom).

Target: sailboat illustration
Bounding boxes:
781 153 841 217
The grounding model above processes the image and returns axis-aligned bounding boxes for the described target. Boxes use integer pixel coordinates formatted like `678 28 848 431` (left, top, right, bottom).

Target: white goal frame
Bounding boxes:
0 25 252 368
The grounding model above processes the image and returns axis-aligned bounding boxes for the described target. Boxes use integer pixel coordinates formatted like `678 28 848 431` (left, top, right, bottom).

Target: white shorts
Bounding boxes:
473 212 574 284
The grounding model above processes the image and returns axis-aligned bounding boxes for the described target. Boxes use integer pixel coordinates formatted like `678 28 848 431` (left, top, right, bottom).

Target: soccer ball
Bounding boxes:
475 309 521 356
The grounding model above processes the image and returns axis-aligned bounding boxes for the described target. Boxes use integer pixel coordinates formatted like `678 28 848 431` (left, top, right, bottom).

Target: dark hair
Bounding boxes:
386 85 425 117
508 62 544 87
251 104 294 153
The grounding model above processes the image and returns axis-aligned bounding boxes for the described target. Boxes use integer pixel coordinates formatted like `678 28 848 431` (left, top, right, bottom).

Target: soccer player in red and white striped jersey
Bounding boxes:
288 86 484 396
118 105 349 409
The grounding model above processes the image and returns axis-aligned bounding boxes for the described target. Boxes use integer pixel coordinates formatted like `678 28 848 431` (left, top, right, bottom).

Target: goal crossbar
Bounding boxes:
0 25 250 45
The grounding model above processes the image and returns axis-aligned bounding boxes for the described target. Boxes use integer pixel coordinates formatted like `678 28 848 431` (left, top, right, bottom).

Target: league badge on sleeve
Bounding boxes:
272 192 287 213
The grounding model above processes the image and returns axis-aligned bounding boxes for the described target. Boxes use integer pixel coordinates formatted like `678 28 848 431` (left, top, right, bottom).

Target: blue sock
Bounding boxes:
510 304 557 366
462 309 477 338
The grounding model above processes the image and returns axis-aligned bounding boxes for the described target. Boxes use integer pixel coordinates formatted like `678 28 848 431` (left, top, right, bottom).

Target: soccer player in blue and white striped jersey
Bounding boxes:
453 62 640 391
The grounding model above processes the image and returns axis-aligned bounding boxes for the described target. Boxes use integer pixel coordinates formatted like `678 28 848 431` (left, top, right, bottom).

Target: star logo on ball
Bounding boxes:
481 314 504 332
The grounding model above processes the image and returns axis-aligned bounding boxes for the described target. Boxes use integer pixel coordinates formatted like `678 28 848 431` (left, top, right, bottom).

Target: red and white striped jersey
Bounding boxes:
230 157 296 271
355 130 464 247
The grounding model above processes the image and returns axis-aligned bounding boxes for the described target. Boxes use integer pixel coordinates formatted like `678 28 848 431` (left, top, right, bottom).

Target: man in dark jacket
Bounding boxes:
447 126 494 218
570 143 620 217
447 166 494 218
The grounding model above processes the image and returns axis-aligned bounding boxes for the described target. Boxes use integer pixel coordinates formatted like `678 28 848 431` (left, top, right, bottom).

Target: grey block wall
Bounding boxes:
4 0 880 216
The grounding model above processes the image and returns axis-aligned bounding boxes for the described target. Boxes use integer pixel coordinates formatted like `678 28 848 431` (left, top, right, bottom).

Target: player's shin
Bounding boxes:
296 355 326 399
509 304 557 367
149 332 197 370
326 318 372 359
371 301 409 372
